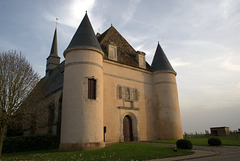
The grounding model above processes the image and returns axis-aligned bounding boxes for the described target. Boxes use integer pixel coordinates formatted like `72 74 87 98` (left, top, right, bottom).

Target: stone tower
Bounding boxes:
46 28 60 76
59 13 105 151
151 43 183 139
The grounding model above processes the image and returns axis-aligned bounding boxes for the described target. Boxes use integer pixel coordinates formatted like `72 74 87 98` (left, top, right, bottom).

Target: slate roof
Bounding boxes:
49 28 59 57
40 61 64 96
97 25 151 71
42 16 176 96
151 43 176 74
65 13 102 53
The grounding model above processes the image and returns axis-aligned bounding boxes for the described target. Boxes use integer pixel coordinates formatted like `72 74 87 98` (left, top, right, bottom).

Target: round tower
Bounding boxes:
151 43 183 140
59 13 105 151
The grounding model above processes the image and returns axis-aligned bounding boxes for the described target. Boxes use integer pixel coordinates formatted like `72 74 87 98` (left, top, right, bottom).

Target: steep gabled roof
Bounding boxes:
45 61 64 95
39 61 64 96
98 25 136 56
98 25 151 70
49 28 59 57
65 13 102 54
151 43 176 74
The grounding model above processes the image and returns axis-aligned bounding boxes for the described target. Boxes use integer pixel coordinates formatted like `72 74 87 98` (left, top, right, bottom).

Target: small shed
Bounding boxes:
210 126 230 136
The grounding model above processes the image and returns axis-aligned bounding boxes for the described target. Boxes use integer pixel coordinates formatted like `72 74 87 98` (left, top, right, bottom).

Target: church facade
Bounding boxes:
37 13 183 151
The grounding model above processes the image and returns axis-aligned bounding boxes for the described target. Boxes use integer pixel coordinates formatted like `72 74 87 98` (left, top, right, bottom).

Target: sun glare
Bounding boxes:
66 0 95 28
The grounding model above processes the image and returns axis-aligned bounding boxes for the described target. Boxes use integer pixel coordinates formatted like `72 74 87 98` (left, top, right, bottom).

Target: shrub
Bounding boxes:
208 137 222 146
2 134 58 153
176 139 193 149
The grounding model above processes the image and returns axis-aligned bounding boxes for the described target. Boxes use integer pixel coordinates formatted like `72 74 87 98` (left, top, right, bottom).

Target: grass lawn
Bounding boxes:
154 134 240 146
2 142 193 161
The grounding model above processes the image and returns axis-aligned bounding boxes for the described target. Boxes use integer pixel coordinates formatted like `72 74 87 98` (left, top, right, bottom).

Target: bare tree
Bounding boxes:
0 50 39 158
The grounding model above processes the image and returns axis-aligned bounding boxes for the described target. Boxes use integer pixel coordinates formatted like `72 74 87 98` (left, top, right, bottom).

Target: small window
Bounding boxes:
108 44 117 61
125 87 130 101
139 55 146 68
88 78 96 99
134 89 138 101
137 52 146 69
119 86 122 99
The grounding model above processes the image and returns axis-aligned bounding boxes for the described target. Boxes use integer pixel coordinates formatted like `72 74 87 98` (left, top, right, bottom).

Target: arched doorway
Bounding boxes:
123 115 133 141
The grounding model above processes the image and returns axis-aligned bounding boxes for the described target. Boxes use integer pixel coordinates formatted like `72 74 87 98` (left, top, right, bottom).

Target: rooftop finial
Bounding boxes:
56 18 59 29
86 10 87 14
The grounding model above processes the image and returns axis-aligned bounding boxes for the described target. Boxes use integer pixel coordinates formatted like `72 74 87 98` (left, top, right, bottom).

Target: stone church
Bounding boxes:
33 13 183 151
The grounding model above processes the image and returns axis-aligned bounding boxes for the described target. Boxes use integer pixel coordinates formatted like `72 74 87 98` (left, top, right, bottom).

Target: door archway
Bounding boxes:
123 115 133 141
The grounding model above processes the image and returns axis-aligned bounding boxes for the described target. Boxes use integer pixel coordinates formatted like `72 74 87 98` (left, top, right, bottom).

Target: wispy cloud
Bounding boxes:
121 0 141 26
43 0 97 29
222 53 240 71
2 0 240 133
171 58 190 67
60 0 96 28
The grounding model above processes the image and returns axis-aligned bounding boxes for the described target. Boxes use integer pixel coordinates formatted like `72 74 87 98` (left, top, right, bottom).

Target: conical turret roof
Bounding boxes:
151 43 176 74
65 13 102 54
49 28 59 57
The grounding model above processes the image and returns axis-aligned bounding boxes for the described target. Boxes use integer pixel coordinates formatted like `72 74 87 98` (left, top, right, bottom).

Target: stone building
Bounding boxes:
31 13 183 151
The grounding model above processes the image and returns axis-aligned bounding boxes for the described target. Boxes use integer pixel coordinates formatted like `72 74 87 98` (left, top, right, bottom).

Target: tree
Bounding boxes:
0 50 39 158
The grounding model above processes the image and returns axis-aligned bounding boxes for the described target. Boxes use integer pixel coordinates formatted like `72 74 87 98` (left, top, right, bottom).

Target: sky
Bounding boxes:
0 0 239 133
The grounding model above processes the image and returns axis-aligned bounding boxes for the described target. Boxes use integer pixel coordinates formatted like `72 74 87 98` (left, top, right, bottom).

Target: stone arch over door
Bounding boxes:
123 115 133 141
119 112 138 142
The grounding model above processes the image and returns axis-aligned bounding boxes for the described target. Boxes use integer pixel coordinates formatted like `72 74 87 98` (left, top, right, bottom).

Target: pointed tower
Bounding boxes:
60 13 105 151
46 28 60 76
152 43 183 139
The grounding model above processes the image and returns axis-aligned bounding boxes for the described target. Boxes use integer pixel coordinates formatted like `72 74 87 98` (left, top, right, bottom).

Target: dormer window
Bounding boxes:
108 43 117 61
137 51 146 69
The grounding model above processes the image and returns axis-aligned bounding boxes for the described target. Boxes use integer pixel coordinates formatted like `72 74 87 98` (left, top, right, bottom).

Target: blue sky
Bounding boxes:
0 0 240 133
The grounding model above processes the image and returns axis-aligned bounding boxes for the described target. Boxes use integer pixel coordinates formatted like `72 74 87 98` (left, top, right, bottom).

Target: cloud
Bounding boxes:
121 0 141 26
7 0 238 133
60 0 96 28
221 53 240 71
43 0 97 29
171 58 190 67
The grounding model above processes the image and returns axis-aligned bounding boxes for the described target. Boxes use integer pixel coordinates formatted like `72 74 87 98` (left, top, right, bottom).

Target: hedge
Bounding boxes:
176 139 193 149
208 137 222 146
2 134 58 153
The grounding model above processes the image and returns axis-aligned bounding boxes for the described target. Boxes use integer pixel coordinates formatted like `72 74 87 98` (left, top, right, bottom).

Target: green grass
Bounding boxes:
154 133 240 146
2 142 193 161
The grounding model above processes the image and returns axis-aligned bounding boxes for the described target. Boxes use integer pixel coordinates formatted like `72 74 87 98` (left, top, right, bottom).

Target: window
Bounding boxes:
139 55 146 68
108 44 117 61
137 51 146 69
117 85 139 102
47 103 55 133
134 89 138 101
125 87 130 101
119 86 122 99
88 78 96 99
114 47 117 58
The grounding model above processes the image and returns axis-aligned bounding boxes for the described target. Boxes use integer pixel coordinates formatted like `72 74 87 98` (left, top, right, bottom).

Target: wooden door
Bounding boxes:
123 115 133 141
